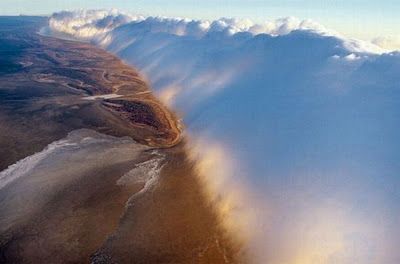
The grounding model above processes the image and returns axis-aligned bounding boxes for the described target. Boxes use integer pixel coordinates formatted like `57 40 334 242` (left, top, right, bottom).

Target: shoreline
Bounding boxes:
0 16 242 263
35 32 182 148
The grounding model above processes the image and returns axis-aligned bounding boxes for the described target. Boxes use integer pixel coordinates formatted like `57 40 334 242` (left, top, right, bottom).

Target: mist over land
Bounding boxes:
0 7 399 263
0 16 238 263
47 10 400 263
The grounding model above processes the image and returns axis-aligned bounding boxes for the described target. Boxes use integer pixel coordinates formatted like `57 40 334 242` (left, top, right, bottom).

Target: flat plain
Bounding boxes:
0 16 242 264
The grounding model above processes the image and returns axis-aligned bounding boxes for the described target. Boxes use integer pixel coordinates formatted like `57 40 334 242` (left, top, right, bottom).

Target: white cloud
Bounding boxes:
47 10 400 264
48 10 387 55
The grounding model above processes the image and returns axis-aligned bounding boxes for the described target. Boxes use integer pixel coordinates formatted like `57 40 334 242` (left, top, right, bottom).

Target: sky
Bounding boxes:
1 0 399 41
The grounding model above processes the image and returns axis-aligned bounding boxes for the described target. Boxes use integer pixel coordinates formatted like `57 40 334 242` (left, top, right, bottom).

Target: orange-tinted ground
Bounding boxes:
0 16 244 264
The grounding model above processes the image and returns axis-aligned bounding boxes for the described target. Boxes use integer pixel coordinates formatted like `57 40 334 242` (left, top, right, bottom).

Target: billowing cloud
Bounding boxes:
48 10 400 264
48 9 138 39
46 10 340 40
49 10 335 38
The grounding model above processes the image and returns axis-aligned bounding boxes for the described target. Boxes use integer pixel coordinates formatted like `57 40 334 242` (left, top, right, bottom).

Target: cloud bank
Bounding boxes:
47 10 386 53
48 10 400 264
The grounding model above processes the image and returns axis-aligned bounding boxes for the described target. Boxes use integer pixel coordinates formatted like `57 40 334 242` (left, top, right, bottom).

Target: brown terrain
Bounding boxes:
22 28 181 148
0 16 243 263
